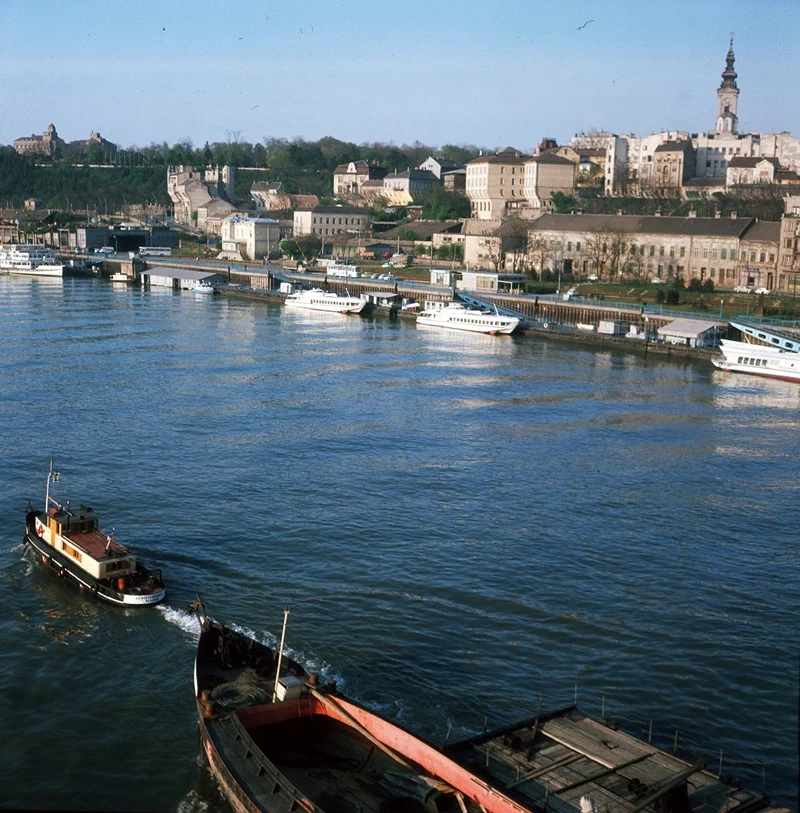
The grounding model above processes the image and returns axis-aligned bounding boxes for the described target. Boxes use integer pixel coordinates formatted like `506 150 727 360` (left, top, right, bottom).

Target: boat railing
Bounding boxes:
221 712 321 810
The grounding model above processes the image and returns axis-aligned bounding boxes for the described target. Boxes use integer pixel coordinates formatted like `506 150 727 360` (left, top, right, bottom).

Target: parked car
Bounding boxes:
734 285 752 293
650 277 666 284
381 261 394 268
754 287 770 295
587 274 599 282
562 286 580 301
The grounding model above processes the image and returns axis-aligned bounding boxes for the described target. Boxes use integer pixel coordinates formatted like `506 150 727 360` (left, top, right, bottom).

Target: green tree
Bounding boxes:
420 189 470 220
551 191 577 214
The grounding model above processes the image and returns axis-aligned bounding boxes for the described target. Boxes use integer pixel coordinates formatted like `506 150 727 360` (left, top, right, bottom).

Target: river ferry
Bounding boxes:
0 245 64 277
417 301 520 335
712 339 800 383
23 462 165 606
285 287 366 314
193 600 536 813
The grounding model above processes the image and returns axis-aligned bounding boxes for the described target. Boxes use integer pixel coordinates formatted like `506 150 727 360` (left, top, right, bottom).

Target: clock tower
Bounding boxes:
715 38 739 134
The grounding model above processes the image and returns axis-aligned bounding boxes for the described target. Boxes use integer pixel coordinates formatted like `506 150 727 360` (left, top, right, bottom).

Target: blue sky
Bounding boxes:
2 0 798 151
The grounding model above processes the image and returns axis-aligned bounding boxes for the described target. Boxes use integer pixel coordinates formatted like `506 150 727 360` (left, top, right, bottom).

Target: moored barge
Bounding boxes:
23 461 165 606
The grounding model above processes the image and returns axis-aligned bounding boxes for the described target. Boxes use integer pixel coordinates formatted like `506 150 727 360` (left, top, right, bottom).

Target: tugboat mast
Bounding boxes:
44 458 59 515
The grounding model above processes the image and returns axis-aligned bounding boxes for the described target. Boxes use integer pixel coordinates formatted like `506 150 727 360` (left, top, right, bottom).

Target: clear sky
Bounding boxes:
2 0 798 152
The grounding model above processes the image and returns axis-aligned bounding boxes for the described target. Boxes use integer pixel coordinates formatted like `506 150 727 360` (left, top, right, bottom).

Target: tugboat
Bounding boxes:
23 461 166 606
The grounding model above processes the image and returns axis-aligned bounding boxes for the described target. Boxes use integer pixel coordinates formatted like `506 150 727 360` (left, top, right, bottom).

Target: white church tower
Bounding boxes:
715 38 739 134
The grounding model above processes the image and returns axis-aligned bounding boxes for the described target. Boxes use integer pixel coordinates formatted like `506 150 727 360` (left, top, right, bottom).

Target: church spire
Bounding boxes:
720 37 738 89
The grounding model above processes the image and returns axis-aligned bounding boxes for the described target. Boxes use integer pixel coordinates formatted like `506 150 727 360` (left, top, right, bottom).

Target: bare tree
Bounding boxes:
585 225 626 279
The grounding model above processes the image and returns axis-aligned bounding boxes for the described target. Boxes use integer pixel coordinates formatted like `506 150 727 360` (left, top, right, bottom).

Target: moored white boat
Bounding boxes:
193 280 216 294
712 339 800 382
285 287 366 314
109 272 133 283
417 301 519 334
0 245 64 277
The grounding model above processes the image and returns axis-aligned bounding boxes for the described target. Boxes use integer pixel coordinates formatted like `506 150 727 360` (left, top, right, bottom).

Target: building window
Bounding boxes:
730 249 736 260
769 253 775 263
760 252 766 262
649 246 655 256
576 241 581 251
567 241 572 251
721 248 727 259
669 246 675 257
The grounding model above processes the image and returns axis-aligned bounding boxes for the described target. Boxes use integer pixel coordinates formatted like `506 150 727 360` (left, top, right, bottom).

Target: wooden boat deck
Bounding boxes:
63 529 127 561
446 707 773 813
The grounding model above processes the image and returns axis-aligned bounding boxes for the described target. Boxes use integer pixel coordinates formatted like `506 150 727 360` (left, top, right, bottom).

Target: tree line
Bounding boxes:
2 134 483 202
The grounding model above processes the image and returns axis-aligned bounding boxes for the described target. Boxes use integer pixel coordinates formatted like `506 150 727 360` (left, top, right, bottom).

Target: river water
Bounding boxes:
0 276 797 811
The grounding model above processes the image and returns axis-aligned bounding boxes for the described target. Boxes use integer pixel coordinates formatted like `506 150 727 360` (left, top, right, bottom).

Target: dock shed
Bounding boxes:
140 267 226 290
657 318 721 348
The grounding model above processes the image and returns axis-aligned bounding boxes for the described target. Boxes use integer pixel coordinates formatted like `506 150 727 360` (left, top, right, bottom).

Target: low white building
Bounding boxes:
457 271 525 293
657 318 721 348
140 267 226 290
220 216 280 261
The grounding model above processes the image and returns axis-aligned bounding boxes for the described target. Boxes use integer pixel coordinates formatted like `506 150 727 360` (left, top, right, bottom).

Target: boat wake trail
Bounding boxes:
158 605 202 641
157 606 344 687
176 789 209 813
1 542 34 578
229 622 344 689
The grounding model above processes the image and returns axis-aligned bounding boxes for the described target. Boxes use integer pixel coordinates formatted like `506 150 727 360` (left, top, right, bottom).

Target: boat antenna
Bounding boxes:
272 607 290 702
45 457 59 515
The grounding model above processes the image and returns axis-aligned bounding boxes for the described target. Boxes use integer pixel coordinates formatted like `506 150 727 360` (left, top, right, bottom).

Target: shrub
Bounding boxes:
702 279 715 293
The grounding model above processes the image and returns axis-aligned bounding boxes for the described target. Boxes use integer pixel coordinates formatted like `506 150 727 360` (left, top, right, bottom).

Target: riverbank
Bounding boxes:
216 284 717 361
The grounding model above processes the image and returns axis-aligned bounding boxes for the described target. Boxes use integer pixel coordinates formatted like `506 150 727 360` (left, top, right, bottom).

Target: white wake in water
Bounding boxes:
175 789 208 813
158 605 202 640
157 606 344 687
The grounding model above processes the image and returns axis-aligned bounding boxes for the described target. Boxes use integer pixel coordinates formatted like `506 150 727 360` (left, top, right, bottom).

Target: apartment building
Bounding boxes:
293 205 369 237
465 148 529 220
527 212 775 287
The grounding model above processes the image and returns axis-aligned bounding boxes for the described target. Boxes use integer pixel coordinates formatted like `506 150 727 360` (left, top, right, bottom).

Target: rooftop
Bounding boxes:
658 318 722 337
310 205 368 215
468 147 530 166
654 140 694 153
378 220 463 241
728 156 781 169
531 213 756 238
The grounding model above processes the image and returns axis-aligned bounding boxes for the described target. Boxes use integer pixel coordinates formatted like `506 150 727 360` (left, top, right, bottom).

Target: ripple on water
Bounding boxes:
0 277 797 809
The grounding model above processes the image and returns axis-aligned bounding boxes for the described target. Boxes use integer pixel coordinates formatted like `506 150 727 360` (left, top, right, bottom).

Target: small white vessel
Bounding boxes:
0 245 64 277
285 287 366 314
109 272 133 283
416 302 519 335
192 280 216 294
712 339 800 383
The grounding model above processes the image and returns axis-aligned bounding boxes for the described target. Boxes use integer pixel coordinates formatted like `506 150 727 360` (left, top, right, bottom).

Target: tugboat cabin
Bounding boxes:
37 504 137 582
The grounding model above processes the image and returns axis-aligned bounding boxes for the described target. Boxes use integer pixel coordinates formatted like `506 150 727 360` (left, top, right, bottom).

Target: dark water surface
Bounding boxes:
0 277 797 811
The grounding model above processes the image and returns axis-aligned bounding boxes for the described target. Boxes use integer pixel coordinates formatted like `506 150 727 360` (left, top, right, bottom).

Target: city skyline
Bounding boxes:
2 0 799 151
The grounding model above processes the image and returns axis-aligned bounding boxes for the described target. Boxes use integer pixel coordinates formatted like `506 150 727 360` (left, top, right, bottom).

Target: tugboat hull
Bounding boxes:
24 514 165 607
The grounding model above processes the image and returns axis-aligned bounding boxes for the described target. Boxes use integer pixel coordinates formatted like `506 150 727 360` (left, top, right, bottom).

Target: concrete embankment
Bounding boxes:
216 286 715 362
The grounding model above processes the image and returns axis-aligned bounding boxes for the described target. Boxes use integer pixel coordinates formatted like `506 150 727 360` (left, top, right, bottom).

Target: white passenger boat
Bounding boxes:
109 272 133 283
0 245 64 277
416 302 520 334
285 287 366 314
712 339 800 383
192 280 216 294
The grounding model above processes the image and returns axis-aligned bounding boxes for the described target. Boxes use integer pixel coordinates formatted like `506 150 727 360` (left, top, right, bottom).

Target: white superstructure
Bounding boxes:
712 339 800 382
326 263 362 278
0 245 63 277
285 288 366 314
416 302 519 335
